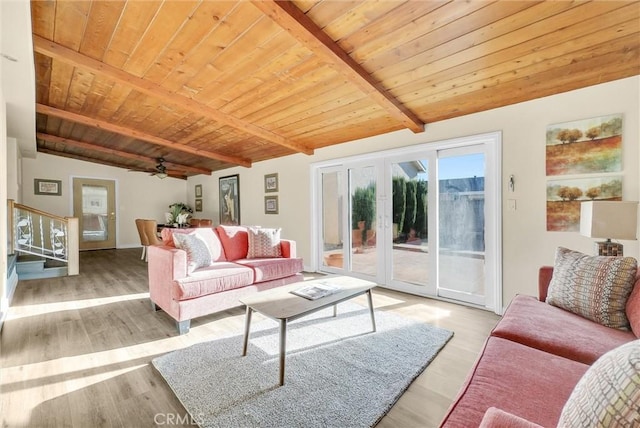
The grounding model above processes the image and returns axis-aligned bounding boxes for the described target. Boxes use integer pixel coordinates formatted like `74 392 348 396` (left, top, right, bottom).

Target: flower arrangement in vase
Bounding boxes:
167 202 193 226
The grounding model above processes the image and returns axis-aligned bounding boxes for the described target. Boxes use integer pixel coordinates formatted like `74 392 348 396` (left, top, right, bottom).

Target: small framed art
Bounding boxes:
34 179 62 196
195 184 202 198
264 173 278 193
265 195 279 214
195 199 203 212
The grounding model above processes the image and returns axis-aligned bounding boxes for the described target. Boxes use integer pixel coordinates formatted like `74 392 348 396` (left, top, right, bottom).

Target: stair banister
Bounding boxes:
9 200 79 276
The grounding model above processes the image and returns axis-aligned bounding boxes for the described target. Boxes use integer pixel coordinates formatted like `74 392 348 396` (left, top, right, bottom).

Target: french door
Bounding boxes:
72 178 116 250
318 162 381 281
314 133 501 312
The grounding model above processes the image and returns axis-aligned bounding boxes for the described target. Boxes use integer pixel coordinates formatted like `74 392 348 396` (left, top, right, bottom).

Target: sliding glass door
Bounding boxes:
388 158 432 293
318 163 380 282
314 132 501 312
437 147 486 306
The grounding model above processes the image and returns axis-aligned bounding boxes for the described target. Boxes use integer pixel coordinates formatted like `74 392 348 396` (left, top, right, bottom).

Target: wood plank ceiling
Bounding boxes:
31 1 640 179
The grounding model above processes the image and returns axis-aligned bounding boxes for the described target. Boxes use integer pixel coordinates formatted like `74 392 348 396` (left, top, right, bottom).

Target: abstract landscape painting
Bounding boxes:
546 114 623 176
546 176 622 231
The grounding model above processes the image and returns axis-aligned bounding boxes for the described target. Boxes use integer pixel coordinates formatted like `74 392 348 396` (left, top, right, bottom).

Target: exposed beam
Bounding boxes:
33 35 314 155
36 103 252 168
37 147 187 179
252 0 425 134
36 132 211 175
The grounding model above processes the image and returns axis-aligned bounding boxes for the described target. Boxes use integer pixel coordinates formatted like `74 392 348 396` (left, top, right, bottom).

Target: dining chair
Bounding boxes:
135 219 149 261
142 219 162 249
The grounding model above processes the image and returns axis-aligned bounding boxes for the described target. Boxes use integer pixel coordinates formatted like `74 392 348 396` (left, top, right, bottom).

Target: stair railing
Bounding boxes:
7 200 79 275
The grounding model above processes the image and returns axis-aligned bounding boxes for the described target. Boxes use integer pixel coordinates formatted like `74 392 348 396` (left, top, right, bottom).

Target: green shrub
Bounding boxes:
415 180 428 238
392 176 406 233
403 180 417 234
351 183 376 244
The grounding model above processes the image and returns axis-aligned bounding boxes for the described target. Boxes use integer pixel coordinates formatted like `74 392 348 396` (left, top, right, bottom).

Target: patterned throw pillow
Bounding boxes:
173 233 213 273
547 247 637 330
558 340 640 427
247 227 282 259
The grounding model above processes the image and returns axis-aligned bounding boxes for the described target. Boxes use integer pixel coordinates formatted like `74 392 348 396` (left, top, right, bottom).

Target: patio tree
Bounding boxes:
352 184 375 246
392 176 406 237
414 180 428 239
403 180 417 235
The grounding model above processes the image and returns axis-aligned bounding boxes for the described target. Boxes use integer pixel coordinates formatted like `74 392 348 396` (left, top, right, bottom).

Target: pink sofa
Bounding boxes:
440 266 640 427
148 225 304 334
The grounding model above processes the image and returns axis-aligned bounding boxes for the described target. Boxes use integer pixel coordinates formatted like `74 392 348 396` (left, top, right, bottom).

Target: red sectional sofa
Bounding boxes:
148 225 304 334
440 265 640 427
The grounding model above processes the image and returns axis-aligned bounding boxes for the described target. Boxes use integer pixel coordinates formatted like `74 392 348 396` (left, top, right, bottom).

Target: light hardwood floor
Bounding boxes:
1 249 500 427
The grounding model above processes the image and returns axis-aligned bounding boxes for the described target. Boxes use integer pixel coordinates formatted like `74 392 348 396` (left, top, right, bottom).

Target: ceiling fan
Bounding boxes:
152 157 168 179
129 157 169 179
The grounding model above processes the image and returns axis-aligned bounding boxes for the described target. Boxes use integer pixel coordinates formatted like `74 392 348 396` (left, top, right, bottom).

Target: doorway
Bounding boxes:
72 178 116 250
314 132 501 313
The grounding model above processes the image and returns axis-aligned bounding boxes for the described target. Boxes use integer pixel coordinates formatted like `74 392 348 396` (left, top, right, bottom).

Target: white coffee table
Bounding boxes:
239 276 377 386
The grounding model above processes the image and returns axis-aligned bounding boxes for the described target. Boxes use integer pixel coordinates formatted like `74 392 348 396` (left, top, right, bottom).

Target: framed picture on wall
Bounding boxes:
34 179 62 196
546 175 622 231
265 195 279 214
264 173 278 192
195 184 202 198
219 174 240 225
195 199 203 212
546 114 623 176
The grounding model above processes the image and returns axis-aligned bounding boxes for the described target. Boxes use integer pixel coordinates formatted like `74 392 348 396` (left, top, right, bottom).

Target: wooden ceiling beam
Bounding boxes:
37 147 187 179
36 132 211 175
36 103 252 168
33 35 313 156
252 0 425 134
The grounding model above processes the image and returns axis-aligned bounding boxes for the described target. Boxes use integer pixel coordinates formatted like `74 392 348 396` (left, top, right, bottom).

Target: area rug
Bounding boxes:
152 302 453 428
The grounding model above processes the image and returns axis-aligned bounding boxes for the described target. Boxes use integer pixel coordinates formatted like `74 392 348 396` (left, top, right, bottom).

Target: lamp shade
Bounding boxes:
580 201 638 240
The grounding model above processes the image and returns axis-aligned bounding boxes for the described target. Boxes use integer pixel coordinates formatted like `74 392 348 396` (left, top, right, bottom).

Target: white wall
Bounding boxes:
1 82 7 325
21 153 188 248
6 137 21 201
189 76 640 305
1 0 36 158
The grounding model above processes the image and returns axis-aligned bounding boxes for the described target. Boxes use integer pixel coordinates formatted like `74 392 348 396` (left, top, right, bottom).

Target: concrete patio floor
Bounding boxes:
324 242 485 297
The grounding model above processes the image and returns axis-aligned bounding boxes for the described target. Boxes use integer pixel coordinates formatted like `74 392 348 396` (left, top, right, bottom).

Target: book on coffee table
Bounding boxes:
291 282 341 300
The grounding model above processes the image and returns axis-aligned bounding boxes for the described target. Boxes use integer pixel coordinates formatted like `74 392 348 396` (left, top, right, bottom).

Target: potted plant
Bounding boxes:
167 202 193 226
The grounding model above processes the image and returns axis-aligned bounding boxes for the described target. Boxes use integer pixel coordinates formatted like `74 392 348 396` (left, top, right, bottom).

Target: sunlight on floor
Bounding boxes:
1 336 184 426
355 292 452 323
2 338 175 386
6 292 150 320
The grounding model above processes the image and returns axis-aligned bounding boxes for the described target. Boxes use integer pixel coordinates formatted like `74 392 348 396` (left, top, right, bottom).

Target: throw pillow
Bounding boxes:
161 227 195 247
173 233 213 273
626 277 640 337
558 340 640 427
247 227 282 259
546 247 637 330
215 225 249 261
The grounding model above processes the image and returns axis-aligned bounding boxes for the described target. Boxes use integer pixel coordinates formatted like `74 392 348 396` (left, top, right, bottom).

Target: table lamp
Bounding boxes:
580 201 638 256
